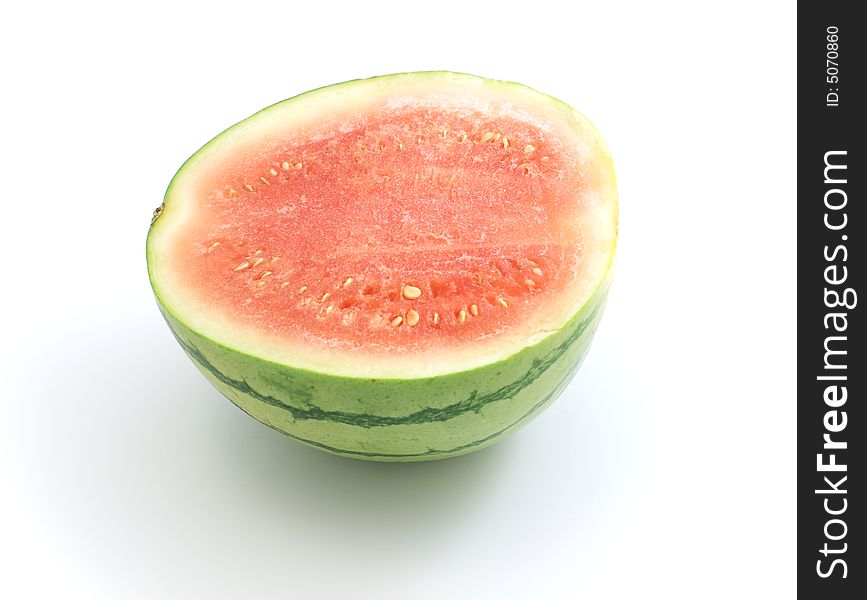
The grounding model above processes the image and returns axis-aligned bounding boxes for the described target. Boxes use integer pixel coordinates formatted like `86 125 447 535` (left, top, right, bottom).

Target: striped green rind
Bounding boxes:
158 274 610 461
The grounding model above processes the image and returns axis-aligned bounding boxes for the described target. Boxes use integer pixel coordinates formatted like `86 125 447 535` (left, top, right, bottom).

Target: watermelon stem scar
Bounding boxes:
151 202 165 225
147 72 617 461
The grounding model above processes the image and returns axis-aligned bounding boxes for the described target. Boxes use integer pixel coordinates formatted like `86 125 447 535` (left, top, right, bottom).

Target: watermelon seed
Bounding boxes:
532 267 544 277
405 309 420 326
244 183 254 192
252 257 265 267
325 305 334 315
269 168 278 176
259 177 270 186
469 304 479 317
259 271 272 279
256 281 266 288
502 136 509 149
254 250 264 255
433 311 440 326
390 315 403 327
207 242 221 252
402 285 422 300
233 261 250 272
282 161 290 170
497 297 509 308
541 156 550 161
271 256 280 263
525 279 536 288
281 282 291 288
320 292 330 303
481 131 494 142
399 142 404 150
524 144 535 154
298 286 308 294
343 277 354 288
228 188 237 197
460 133 468 143
458 309 467 323
295 162 303 170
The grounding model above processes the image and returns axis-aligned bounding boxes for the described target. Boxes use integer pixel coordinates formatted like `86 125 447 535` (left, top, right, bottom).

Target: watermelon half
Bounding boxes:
147 72 617 461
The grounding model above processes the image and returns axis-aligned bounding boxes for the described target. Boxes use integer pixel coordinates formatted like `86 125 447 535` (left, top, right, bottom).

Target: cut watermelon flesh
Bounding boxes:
147 73 618 459
164 107 599 355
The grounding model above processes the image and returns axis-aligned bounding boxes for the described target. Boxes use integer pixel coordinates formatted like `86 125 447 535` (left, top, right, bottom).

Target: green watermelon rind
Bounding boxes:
159 275 610 461
147 71 617 461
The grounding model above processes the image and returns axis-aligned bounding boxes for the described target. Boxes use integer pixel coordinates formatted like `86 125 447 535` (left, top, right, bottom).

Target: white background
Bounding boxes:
0 1 796 598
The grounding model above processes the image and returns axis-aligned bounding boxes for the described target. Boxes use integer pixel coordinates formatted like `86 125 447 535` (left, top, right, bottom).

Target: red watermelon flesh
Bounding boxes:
163 104 602 357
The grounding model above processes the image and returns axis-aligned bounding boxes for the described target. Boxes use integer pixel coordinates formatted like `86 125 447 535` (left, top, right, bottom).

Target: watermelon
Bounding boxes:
147 72 617 461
